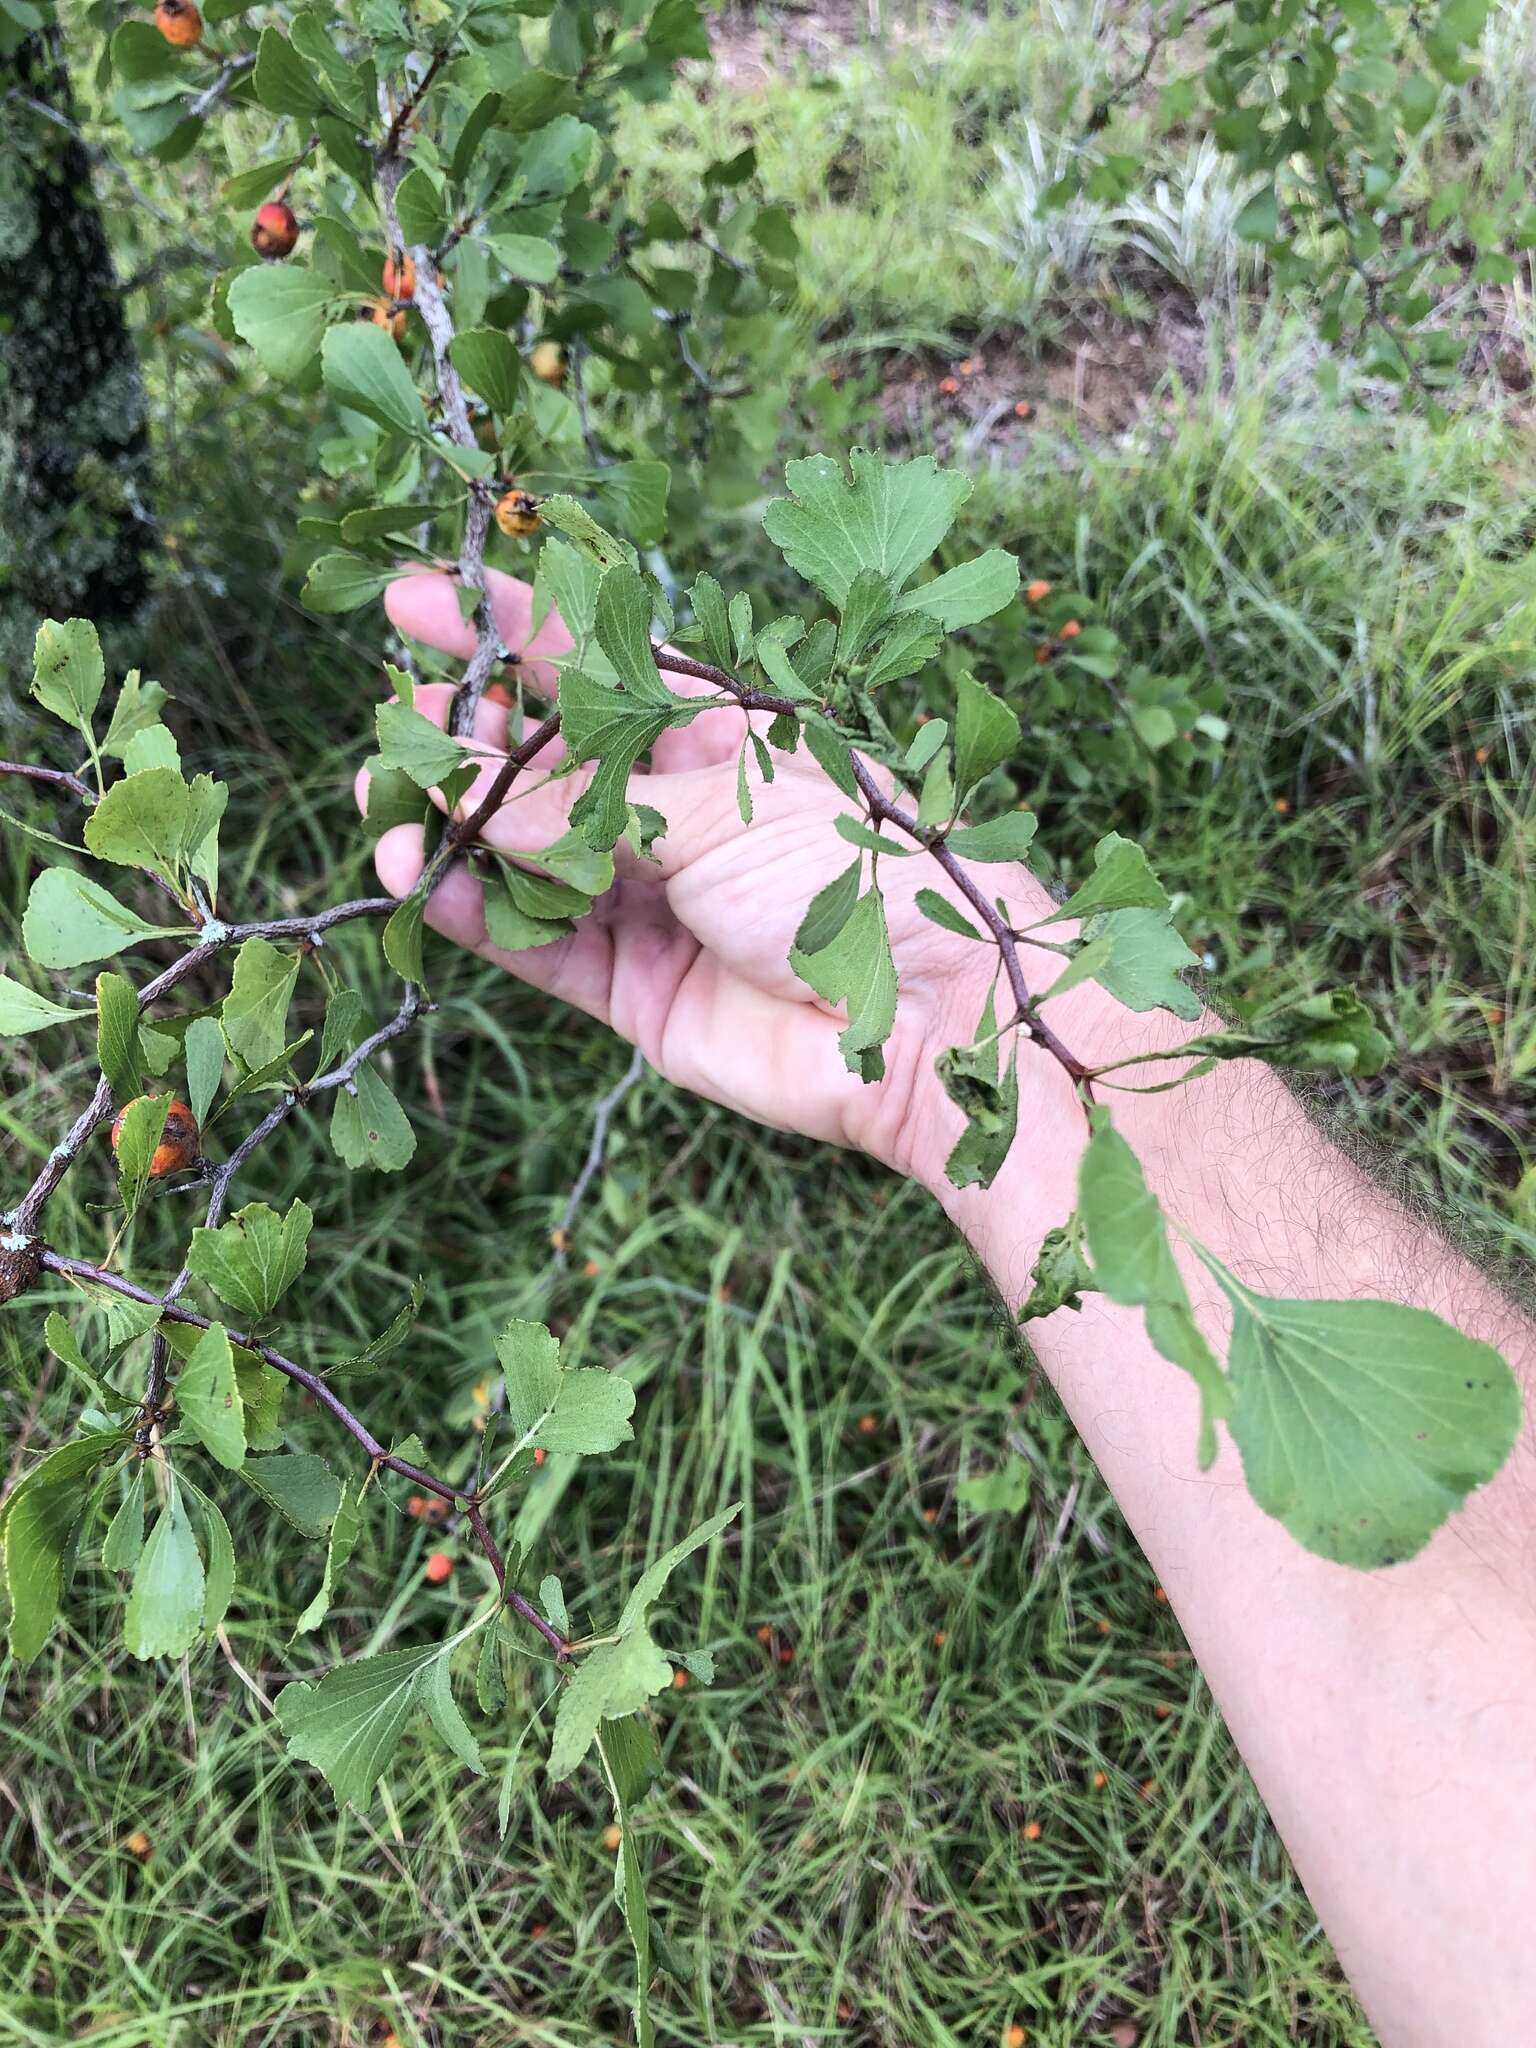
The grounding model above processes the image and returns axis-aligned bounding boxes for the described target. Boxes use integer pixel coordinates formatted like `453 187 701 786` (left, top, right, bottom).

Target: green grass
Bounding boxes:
6 4 1536 2043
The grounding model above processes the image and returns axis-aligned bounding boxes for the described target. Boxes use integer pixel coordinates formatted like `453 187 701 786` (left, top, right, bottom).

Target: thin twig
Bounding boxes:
551 1047 647 1262
36 1249 567 1656
0 759 93 803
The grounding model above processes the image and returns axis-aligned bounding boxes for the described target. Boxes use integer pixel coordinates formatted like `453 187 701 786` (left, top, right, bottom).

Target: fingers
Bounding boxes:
382 566 746 771
385 568 572 691
373 822 619 1025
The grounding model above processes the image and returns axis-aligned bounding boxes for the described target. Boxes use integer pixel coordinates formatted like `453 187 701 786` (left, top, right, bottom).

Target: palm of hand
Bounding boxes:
359 567 1059 1177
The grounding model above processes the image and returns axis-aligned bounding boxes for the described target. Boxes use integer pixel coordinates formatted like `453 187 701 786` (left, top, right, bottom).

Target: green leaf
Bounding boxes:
83 767 191 878
124 1485 206 1660
952 673 1021 802
894 550 1020 630
763 450 972 608
448 327 523 412
184 1014 225 1126
190 1487 237 1637
1077 1113 1229 1464
101 1469 146 1573
593 568 673 697
222 938 301 1072
791 858 860 956
102 671 170 760
1168 989 1391 1077
188 1199 313 1320
1041 833 1169 925
558 667 693 850
548 1626 673 1780
233 1350 286 1451
278 1641 449 1806
496 1319 635 1455
1080 908 1200 1021
114 1093 170 1213
327 1280 425 1378
914 888 984 943
395 164 448 246
1017 1222 1097 1323
175 1323 247 1471
292 1478 363 1637
0 974 81 1036
592 461 672 549
1234 185 1280 242
222 151 306 209
484 230 561 283
833 815 915 858
790 887 898 1083
240 1453 341 1537
227 265 335 381
939 986 1019 1192
302 553 393 615
22 867 190 971
43 1312 122 1409
834 566 896 667
946 812 1038 863
1194 1249 1522 1567
800 717 859 799
382 894 426 982
32 618 105 735
616 1503 740 1636
2 1433 124 1664
373 700 463 789
863 612 944 692
956 1454 1031 1513
331 1065 416 1172
419 1649 484 1776
95 971 142 1099
321 321 428 437
252 26 327 115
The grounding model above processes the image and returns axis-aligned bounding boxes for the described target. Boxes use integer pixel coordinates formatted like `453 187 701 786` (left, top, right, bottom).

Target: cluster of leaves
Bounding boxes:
1 1 1528 2034
1060 0 1525 397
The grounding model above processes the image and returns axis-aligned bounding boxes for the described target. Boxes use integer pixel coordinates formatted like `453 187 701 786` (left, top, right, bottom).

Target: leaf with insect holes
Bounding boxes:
763 451 972 608
22 868 191 971
1193 1246 1522 1567
790 887 898 1082
1077 1113 1229 1465
174 1323 247 1471
32 618 105 736
188 1200 313 1320
1017 1222 1097 1323
939 986 1018 1190
331 1065 417 1173
0 975 81 1037
1155 988 1391 1077
496 1319 636 1455
124 1484 206 1660
2 1433 125 1665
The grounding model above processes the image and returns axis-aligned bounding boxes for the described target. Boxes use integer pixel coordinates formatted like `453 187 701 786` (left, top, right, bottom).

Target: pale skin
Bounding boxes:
361 567 1536 2047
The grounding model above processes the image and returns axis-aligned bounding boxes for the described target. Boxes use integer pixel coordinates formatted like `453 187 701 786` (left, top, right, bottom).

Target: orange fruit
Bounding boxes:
110 1097 199 1178
495 490 542 539
250 201 299 260
424 1551 453 1584
155 0 202 46
382 251 417 302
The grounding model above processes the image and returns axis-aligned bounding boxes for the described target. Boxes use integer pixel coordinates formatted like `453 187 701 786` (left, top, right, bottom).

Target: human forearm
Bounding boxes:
919 999 1536 2046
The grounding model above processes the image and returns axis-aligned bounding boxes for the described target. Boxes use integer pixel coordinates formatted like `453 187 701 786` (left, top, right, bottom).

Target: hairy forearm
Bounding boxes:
927 1011 1536 2047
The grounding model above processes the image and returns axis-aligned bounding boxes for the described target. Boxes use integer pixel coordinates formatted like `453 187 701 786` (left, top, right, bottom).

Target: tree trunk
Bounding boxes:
0 29 154 691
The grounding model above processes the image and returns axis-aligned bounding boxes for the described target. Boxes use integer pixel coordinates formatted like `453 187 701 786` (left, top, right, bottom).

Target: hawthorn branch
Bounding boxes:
37 1248 567 1655
186 52 256 122
375 102 501 738
0 759 93 803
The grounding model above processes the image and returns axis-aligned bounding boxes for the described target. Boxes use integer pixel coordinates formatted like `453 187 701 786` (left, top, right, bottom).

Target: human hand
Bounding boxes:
357 567 1130 1198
